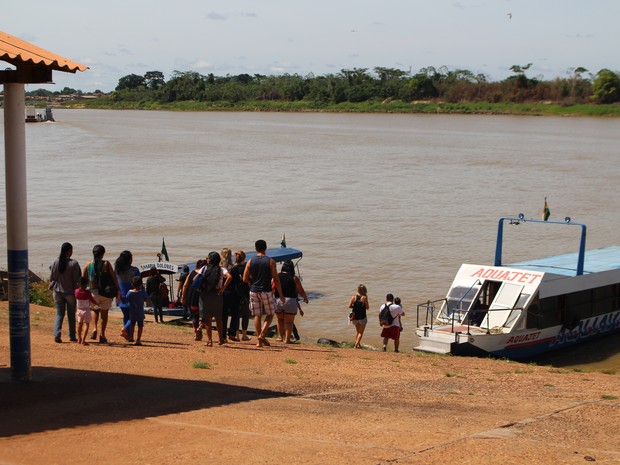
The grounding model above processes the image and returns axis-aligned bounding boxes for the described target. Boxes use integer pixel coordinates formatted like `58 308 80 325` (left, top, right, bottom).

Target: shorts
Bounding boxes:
381 325 401 340
77 309 92 324
275 297 298 315
352 317 367 326
249 291 277 317
91 289 113 312
130 307 145 323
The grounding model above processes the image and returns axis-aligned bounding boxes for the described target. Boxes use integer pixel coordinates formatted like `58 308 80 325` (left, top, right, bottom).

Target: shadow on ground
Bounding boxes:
0 367 290 437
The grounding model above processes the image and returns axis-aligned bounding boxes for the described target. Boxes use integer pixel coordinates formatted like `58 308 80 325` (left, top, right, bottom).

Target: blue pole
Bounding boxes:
494 218 505 266
4 83 31 381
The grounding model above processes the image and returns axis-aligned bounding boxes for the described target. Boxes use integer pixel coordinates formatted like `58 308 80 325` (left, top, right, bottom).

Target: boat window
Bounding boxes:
566 289 593 321
593 285 616 315
443 282 481 319
465 280 500 326
537 296 561 329
481 282 523 329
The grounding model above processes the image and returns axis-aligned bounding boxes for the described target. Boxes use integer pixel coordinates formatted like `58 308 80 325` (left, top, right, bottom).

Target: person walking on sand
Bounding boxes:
125 276 148 345
74 276 99 345
114 250 140 340
348 284 369 348
182 259 204 341
83 245 120 344
380 294 405 353
230 251 251 341
194 251 232 346
220 248 238 340
49 242 82 343
146 267 165 323
243 240 285 348
274 260 309 344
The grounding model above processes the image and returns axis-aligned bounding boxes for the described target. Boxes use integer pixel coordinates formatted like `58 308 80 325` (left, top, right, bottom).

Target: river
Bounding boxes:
1 109 619 370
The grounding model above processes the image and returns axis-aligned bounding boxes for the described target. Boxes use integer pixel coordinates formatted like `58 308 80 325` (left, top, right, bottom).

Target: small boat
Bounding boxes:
414 215 620 359
179 246 303 274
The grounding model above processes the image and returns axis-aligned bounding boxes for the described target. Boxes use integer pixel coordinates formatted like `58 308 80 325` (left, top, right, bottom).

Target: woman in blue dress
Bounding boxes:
114 250 141 340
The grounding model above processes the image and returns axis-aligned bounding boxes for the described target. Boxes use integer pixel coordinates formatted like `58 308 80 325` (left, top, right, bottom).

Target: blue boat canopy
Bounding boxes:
178 247 302 274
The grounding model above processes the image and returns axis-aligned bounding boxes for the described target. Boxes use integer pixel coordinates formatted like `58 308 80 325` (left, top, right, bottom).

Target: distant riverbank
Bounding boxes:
62 98 620 117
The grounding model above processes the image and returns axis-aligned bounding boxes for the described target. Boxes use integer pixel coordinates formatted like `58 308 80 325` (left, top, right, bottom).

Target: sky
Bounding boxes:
5 0 619 93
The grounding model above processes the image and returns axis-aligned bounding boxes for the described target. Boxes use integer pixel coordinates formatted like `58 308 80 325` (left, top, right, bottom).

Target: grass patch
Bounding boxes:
572 367 590 373
30 281 54 307
285 359 298 365
601 395 618 400
192 360 211 369
514 368 534 374
600 369 617 375
548 368 569 374
70 98 620 118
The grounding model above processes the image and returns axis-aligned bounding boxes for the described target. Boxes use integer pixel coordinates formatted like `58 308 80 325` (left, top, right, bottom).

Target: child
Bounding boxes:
74 276 99 345
125 276 148 346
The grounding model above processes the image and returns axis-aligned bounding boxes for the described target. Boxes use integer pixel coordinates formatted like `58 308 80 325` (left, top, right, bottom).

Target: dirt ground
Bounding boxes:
0 303 619 465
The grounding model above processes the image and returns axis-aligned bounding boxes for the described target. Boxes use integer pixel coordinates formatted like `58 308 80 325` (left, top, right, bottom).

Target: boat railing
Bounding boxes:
469 305 524 334
418 302 525 335
416 298 448 330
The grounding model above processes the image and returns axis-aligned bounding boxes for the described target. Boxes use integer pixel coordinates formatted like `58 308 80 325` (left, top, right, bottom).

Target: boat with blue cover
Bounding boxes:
414 215 620 359
179 247 303 274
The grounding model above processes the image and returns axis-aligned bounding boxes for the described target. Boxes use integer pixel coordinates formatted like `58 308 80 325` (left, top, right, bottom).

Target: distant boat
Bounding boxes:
25 105 54 123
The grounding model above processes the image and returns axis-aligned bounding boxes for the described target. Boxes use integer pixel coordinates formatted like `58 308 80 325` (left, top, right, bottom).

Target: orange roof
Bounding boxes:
0 30 88 73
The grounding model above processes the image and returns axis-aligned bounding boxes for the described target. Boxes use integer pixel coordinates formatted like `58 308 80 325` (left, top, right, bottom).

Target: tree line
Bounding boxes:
26 65 620 105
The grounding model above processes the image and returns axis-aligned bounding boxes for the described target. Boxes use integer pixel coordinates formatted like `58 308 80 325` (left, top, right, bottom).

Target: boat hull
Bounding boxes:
418 310 620 359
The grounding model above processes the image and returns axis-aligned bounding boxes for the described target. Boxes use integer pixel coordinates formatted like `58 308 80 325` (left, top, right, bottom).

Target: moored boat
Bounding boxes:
414 215 620 359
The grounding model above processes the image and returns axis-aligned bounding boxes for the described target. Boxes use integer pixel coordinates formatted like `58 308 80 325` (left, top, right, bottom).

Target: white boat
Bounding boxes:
414 215 620 359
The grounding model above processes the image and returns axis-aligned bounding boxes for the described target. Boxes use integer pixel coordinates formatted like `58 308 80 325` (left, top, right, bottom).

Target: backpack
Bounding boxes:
379 303 394 326
351 295 366 320
193 264 221 293
95 260 117 298
231 264 249 298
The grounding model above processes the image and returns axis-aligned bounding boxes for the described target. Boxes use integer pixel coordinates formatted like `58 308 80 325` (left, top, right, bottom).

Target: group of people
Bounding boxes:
179 240 308 348
348 286 405 352
50 244 153 346
50 240 405 352
49 239 309 349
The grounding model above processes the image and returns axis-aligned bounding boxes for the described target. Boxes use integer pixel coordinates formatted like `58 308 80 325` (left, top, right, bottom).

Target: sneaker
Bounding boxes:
54 336 62 343
90 330 97 340
69 337 78 342
241 335 251 341
99 335 108 344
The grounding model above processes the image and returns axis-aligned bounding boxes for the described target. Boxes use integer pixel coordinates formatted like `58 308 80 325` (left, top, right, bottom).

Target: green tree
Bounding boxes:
591 69 620 103
144 71 165 89
159 71 206 102
116 74 146 91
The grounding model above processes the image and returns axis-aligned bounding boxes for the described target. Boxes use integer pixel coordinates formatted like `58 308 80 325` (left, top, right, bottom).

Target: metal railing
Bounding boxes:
417 300 525 336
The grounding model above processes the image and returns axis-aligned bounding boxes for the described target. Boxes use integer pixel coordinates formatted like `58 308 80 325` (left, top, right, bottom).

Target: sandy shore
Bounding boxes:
0 302 619 464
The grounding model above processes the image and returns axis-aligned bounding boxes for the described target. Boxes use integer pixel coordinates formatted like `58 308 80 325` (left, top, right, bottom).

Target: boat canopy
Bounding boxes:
178 247 302 274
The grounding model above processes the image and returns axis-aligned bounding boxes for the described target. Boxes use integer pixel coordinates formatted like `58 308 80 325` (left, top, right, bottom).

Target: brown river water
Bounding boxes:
1 109 619 369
